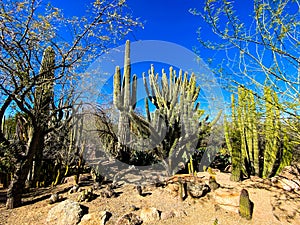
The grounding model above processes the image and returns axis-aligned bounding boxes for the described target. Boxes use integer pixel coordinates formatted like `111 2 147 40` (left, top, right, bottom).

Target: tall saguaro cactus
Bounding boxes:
113 40 137 162
33 46 55 186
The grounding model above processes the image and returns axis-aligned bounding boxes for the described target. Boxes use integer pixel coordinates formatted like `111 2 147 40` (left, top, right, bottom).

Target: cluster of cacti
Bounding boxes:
109 40 221 172
78 187 94 202
113 40 137 162
131 64 221 174
225 86 293 180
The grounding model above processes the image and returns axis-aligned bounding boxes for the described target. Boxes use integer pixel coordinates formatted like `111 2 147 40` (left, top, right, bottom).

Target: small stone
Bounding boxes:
140 207 160 222
160 211 175 220
79 211 110 225
49 193 59 204
271 176 299 191
187 181 210 198
69 185 80 194
173 209 187 217
116 213 143 225
209 176 220 191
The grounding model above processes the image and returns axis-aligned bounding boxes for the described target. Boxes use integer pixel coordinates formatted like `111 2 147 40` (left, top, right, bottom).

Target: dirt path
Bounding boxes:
0 172 299 225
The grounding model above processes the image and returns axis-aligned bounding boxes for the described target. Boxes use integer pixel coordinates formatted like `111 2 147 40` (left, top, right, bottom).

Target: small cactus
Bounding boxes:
208 176 220 191
239 189 253 220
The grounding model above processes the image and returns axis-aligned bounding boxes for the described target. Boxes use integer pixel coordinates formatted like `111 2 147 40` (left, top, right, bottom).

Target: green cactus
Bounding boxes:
113 40 137 162
225 86 293 180
129 65 221 174
33 46 55 186
239 189 253 220
224 94 242 181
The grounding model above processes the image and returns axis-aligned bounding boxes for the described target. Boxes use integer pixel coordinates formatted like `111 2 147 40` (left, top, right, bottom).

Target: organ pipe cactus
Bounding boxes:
225 86 293 180
130 65 221 175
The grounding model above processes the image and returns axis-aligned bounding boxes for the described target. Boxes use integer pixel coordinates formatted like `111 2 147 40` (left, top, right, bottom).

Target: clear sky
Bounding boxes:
50 0 257 112
50 0 254 52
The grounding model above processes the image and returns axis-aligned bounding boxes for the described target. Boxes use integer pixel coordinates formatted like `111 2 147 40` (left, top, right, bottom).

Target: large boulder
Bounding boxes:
46 199 83 225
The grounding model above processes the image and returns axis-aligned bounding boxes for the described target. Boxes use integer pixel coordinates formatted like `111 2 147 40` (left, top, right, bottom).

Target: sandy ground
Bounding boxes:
0 172 299 225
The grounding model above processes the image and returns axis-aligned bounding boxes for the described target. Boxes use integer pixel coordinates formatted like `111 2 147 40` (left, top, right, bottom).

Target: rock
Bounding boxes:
209 176 220 191
160 211 175 220
100 185 116 198
62 175 77 185
160 209 186 220
270 165 300 191
173 209 187 217
79 211 110 225
165 183 179 197
271 176 300 191
140 207 160 222
69 185 80 194
46 199 83 225
48 193 59 204
116 213 143 225
79 173 92 182
213 188 240 213
187 181 210 198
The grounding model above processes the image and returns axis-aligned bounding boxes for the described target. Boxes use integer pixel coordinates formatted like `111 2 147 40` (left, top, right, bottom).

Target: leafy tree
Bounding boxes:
193 0 299 126
0 0 140 208
193 0 300 160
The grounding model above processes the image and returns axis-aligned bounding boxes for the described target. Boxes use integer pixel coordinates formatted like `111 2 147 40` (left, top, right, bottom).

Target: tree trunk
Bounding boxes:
6 129 42 209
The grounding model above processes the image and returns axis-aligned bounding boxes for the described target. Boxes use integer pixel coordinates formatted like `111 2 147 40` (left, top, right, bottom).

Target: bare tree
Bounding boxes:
0 0 140 208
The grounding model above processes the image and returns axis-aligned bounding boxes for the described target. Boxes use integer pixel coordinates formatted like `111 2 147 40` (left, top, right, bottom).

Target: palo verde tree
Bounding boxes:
0 0 140 209
193 0 300 145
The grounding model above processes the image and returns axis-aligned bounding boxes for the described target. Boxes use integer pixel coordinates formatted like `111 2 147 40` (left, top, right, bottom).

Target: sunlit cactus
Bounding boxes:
113 40 137 162
239 189 253 220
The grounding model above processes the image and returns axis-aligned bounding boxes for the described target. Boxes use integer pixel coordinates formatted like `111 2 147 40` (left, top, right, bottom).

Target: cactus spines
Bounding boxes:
239 189 253 220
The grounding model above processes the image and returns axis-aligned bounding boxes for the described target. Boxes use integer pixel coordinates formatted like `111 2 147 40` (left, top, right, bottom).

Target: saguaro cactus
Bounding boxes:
33 46 55 186
113 40 137 162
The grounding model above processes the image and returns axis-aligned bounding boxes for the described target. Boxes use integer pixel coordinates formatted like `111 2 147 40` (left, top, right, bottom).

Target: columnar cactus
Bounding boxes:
239 189 253 220
33 46 55 186
35 46 55 119
225 86 293 180
130 65 221 175
113 40 137 162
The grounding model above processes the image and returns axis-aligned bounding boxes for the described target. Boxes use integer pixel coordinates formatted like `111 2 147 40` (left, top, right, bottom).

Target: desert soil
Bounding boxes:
0 172 299 225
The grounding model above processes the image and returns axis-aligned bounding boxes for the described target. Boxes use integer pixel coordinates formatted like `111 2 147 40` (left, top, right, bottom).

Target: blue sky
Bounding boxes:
50 0 257 114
